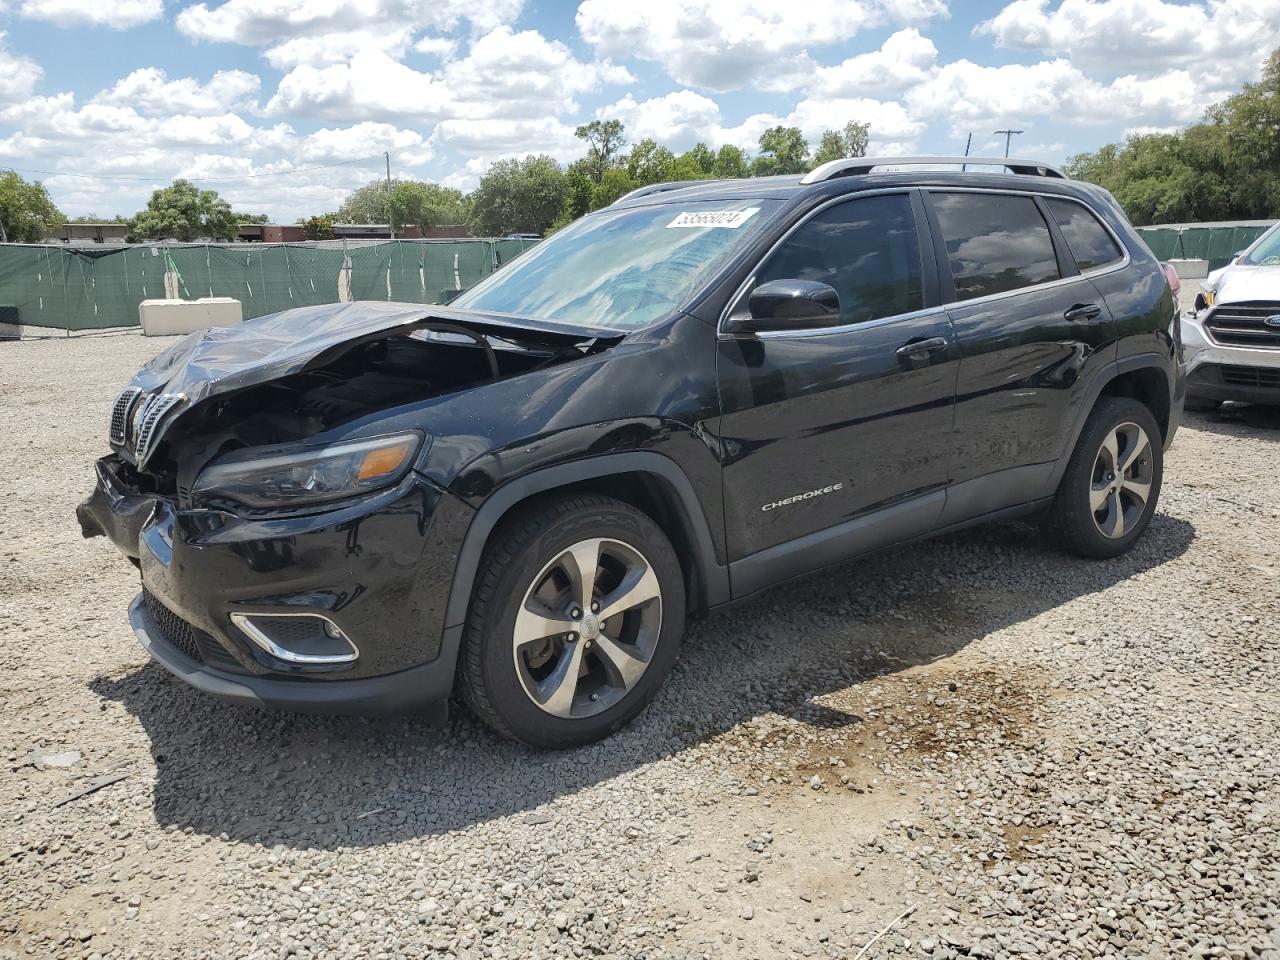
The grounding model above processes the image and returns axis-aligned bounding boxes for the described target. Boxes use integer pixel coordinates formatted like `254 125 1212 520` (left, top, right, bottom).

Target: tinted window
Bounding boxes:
755 194 923 325
932 192 1061 302
1045 198 1123 271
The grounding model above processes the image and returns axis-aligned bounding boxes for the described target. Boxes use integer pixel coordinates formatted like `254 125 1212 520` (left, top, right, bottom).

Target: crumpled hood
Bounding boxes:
129 300 618 407
1205 264 1280 304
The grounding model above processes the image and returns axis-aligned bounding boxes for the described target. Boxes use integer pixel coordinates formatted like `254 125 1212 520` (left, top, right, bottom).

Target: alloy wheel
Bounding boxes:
512 537 663 719
1090 421 1154 539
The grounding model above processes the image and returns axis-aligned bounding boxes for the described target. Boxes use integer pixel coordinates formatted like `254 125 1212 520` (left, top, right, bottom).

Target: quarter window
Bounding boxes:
931 192 1061 302
754 194 923 325
1044 198 1124 271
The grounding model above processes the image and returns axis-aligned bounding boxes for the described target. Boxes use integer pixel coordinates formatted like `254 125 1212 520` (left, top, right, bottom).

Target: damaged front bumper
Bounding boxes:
79 454 472 715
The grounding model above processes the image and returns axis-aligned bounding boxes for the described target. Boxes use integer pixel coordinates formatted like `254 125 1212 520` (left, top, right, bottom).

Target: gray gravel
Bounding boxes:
2 309 1278 960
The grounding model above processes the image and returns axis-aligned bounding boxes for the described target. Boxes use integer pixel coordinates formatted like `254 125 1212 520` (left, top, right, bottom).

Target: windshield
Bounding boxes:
452 198 781 331
1240 223 1280 266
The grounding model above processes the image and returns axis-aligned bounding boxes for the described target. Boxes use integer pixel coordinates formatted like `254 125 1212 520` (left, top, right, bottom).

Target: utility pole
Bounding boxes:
385 151 394 240
993 129 1023 158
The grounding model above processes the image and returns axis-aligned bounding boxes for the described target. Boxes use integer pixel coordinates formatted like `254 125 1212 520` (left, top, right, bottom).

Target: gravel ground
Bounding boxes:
2 302 1278 960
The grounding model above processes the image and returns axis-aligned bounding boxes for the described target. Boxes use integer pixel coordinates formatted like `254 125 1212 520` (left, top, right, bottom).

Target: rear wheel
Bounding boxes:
1049 397 1163 559
458 494 685 749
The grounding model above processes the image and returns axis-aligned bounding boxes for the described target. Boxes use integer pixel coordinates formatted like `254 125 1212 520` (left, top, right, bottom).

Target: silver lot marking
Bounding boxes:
761 482 844 512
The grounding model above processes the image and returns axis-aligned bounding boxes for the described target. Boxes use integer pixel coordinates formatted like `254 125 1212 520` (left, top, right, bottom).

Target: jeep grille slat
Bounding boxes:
108 387 142 446
132 393 185 467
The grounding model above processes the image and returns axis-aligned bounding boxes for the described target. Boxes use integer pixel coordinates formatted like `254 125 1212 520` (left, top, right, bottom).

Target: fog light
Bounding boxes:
229 612 358 666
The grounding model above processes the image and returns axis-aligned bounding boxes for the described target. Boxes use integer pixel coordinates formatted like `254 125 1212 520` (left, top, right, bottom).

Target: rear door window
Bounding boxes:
754 193 924 325
930 192 1061 302
1044 198 1124 271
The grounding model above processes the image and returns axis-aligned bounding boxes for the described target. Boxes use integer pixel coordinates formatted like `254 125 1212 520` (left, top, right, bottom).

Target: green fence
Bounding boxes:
1135 221 1275 271
0 238 538 332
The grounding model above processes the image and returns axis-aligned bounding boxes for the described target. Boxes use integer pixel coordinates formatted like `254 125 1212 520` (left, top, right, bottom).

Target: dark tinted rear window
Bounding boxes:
756 193 923 324
931 192 1061 302
1044 198 1123 271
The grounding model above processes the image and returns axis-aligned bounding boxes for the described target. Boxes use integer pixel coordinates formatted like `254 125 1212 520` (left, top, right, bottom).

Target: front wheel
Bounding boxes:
1049 397 1164 559
458 493 685 749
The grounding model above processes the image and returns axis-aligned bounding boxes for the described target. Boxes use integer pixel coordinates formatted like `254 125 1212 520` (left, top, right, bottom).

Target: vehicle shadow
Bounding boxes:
1183 403 1280 435
92 512 1195 850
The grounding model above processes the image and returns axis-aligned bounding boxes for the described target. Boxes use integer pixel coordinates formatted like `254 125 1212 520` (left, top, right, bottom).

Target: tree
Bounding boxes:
574 119 627 183
0 171 64 243
751 126 809 176
235 211 270 225
1066 47 1280 222
300 213 336 240
337 178 403 224
130 179 238 241
388 181 468 233
711 145 749 179
468 155 569 236
626 139 677 185
811 121 871 167
681 142 716 176
591 168 638 209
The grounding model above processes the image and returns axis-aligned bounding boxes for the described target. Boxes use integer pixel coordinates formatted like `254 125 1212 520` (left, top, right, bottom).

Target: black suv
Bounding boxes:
78 156 1185 748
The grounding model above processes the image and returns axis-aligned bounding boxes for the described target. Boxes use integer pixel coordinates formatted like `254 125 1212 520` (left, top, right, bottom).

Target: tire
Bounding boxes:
1184 394 1220 413
458 493 685 749
1049 396 1164 559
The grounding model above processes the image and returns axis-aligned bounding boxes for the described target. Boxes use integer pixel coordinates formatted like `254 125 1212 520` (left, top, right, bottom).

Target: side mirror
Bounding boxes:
1232 250 1245 263
726 279 842 334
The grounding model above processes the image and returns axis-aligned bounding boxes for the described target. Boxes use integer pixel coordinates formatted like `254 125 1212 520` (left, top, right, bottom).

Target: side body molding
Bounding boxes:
442 452 731 632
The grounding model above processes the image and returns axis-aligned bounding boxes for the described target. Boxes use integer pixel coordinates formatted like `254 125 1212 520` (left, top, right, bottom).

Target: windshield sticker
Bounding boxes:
667 208 760 229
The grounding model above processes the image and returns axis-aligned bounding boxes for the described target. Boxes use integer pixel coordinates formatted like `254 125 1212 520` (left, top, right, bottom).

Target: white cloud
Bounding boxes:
977 0 1280 90
576 0 948 92
175 0 524 46
601 88 924 156
905 57 1211 136
18 0 163 28
599 90 723 151
810 28 939 97
430 117 578 157
0 32 41 106
92 68 261 116
266 26 631 123
264 29 418 69
412 36 460 60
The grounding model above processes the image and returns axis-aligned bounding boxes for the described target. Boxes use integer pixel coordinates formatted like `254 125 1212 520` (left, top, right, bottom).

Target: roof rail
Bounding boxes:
799 155 1066 185
612 180 712 205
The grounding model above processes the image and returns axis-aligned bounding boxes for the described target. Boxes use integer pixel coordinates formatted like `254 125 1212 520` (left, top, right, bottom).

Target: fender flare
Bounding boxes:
1045 351 1174 494
441 452 730 633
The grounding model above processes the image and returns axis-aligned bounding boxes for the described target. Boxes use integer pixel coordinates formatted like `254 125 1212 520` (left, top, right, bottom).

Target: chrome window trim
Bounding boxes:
229 611 360 666
717 186 1132 340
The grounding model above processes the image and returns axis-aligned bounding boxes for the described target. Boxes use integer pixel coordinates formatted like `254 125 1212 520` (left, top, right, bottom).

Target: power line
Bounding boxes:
7 153 391 184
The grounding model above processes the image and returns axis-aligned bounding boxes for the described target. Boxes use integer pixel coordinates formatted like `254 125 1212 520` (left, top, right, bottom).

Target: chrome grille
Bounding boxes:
1204 301 1280 349
132 393 184 467
108 387 141 445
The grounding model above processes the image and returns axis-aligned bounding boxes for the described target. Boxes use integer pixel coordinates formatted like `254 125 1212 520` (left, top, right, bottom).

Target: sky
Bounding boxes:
1 0 1278 223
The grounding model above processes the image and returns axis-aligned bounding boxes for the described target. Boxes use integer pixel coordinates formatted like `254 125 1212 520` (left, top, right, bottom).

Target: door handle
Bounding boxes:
896 336 949 361
1064 303 1103 322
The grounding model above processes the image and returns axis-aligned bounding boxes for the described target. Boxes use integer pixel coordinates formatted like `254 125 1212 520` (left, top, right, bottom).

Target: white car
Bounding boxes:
1181 221 1280 409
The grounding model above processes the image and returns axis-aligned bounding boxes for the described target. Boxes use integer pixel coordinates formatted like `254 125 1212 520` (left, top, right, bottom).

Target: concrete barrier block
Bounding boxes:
1168 259 1209 280
139 298 242 337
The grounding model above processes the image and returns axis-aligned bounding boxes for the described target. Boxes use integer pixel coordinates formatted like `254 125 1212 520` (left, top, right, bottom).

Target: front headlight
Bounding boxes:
192 432 423 509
